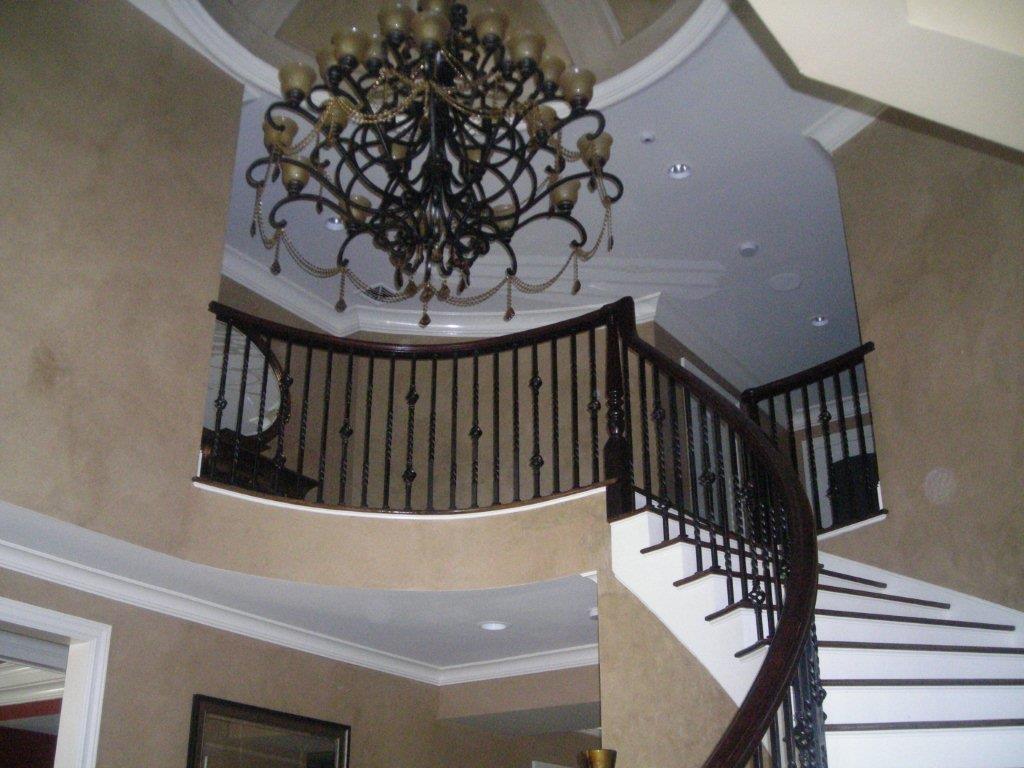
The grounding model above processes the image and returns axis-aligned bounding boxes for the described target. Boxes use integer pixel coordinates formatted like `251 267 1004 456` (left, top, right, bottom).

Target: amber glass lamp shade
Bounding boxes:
412 10 451 47
509 31 546 65
559 66 596 107
379 2 414 38
332 26 371 63
540 54 565 84
471 8 508 43
526 105 559 140
316 48 334 80
492 203 516 233
321 101 349 131
262 117 299 152
582 749 617 768
578 132 613 167
420 0 451 14
281 159 311 192
550 179 581 212
279 63 317 101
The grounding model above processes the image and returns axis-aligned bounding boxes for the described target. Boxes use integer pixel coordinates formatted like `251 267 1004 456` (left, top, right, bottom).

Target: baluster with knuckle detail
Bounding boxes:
530 343 543 498
470 351 481 508
550 339 560 493
337 353 354 505
210 322 233 473
588 328 600 484
426 356 438 511
230 334 252 485
492 352 501 506
315 350 333 503
403 359 418 511
570 333 581 489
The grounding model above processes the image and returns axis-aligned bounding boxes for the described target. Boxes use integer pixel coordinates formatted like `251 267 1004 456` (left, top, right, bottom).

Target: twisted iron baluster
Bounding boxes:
337 353 354 505
210 322 233 478
587 328 600 484
816 378 837 530
315 350 333 503
359 354 375 508
294 346 313 488
382 355 396 509
403 359 418 510
470 351 481 508
637 357 652 503
529 343 544 498
550 338 560 493
272 341 292 495
230 335 252 484
426 356 438 511
570 333 580 489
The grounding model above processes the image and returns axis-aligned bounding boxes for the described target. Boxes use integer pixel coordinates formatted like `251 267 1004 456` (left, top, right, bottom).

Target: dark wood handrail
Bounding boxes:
210 301 615 359
741 342 875 404
608 297 820 768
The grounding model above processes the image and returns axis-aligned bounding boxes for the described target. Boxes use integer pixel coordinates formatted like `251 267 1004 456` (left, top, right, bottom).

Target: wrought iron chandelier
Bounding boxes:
247 0 623 326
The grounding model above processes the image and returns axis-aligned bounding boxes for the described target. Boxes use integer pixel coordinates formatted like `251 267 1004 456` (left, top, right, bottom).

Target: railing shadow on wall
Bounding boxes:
196 297 829 768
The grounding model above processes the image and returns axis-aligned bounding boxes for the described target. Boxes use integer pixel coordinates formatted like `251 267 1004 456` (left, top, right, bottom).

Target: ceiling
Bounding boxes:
0 499 597 684
210 1 865 389
201 0 704 83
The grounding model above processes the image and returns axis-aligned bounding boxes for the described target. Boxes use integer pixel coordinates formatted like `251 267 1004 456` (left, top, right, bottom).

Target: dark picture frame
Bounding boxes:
186 695 350 768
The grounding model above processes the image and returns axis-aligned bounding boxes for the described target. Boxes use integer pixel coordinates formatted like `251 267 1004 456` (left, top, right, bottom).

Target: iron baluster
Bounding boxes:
682 388 704 571
251 344 271 489
449 353 458 510
816 377 837 531
668 379 685 514
403 359 418 510
570 333 580 489
550 338 560 493
800 385 823 531
587 328 600 484
492 352 500 505
529 343 543 498
512 347 521 502
382 355 397 509
337 353 354 505
359 354 375 508
848 363 872 508
294 345 313 485
272 341 293 495
230 334 252 484
210 321 233 475
426 356 438 511
636 356 652 503
470 351 481 508
315 350 333 503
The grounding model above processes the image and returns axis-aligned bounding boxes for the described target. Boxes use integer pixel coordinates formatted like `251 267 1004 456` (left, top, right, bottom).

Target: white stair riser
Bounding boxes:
820 648 1024 679
816 614 1018 646
824 685 1024 723
826 726 1024 768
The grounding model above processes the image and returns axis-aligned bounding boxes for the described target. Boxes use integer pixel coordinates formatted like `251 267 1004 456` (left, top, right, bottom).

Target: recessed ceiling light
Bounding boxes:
810 315 829 327
640 131 656 144
668 162 691 179
739 241 759 258
769 273 802 292
325 216 344 231
478 621 508 631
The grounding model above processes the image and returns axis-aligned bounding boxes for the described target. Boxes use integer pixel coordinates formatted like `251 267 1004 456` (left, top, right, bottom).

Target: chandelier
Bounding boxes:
247 1 623 326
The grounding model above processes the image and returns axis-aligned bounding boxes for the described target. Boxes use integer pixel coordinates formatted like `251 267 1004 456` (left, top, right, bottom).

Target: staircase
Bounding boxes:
613 508 1024 768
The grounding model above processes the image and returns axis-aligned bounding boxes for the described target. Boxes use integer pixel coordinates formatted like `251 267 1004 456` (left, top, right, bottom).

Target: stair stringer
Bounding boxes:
610 510 767 706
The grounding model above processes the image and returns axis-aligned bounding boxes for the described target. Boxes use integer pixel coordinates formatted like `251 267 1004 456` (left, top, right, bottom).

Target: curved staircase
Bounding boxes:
613 507 1024 768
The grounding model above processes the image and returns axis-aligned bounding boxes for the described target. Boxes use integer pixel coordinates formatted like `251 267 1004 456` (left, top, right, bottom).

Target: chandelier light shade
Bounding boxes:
246 0 623 326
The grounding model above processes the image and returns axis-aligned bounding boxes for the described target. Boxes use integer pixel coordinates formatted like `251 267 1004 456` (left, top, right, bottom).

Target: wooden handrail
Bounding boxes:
608 297 820 768
741 342 875 404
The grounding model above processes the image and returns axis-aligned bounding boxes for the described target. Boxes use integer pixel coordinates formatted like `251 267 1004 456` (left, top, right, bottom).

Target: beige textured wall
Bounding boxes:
825 111 1024 609
0 569 595 768
598 559 736 766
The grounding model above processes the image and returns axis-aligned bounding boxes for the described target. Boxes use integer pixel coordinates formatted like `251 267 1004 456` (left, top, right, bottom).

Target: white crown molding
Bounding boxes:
127 0 728 108
0 535 596 687
803 97 883 154
0 663 65 706
223 244 659 337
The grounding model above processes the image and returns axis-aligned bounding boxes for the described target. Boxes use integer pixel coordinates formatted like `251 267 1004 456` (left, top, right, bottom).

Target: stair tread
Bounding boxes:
673 566 729 588
816 608 1016 632
823 678 1024 687
819 641 1024 654
818 583 950 610
705 598 752 622
826 717 1024 732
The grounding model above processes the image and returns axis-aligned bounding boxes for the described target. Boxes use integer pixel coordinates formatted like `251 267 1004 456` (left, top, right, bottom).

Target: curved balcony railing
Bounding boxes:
197 297 825 767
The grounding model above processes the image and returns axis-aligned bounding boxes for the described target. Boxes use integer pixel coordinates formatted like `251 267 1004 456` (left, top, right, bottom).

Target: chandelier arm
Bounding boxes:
515 210 589 249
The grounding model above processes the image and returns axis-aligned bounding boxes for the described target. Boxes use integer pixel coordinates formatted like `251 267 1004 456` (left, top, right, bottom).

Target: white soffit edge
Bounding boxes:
222 245 659 337
127 0 729 109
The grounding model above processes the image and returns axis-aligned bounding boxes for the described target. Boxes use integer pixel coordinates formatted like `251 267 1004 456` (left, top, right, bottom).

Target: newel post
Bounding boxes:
603 302 633 520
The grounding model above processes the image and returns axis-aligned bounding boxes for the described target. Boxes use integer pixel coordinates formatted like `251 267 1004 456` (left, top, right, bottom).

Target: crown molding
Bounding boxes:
127 0 727 108
0 528 596 687
803 97 882 154
222 244 659 337
0 663 65 706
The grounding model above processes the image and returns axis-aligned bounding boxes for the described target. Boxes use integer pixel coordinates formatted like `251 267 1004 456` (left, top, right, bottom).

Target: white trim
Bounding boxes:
126 0 728 109
816 511 887 542
194 480 606 521
0 662 65 705
0 539 597 687
0 629 69 671
0 597 109 768
803 97 882 154
222 244 659 337
436 644 599 685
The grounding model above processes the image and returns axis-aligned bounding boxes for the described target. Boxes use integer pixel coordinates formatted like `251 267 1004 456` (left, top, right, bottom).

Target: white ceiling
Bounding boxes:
0 499 597 682
220 6 863 389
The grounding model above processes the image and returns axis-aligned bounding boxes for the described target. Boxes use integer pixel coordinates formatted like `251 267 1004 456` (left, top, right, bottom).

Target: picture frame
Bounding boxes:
185 694 350 768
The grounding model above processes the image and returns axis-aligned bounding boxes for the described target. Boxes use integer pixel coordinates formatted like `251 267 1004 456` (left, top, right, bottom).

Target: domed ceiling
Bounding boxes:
200 0 704 82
